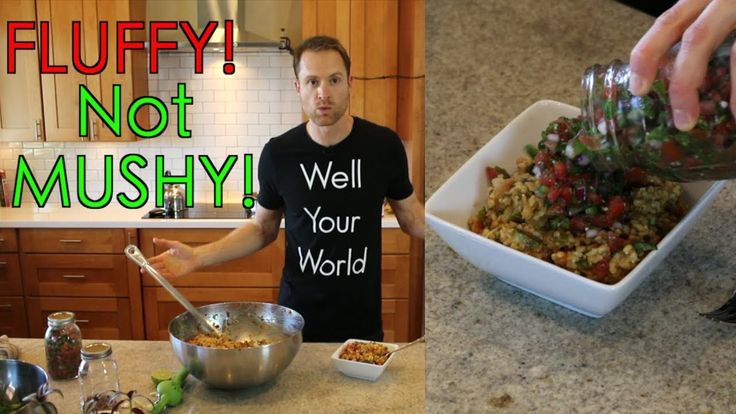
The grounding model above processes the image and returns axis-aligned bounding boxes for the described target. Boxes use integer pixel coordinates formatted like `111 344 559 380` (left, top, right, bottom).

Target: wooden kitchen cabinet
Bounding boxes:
35 0 148 142
143 287 279 340
0 1 44 142
0 228 27 337
19 228 144 339
26 297 132 339
0 297 29 338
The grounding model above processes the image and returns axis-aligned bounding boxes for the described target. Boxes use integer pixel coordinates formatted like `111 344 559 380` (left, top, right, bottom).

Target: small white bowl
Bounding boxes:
426 100 725 317
331 339 398 381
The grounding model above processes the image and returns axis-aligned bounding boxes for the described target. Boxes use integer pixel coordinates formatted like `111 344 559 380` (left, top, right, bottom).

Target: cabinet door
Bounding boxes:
21 254 129 297
26 297 132 339
143 287 279 340
0 229 18 252
381 254 409 299
0 297 28 337
36 0 95 141
0 1 44 142
382 299 409 342
139 229 285 288
19 228 127 254
0 254 23 296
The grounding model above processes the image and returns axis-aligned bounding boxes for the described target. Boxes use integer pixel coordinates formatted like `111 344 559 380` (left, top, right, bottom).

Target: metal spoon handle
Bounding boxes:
124 244 221 336
389 335 426 355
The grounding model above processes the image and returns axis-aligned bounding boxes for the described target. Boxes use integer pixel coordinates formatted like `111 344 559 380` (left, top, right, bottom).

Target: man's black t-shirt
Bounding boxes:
257 117 413 342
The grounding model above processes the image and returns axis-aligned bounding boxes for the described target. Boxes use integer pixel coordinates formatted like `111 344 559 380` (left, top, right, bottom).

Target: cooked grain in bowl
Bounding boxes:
468 116 686 284
187 333 270 349
339 341 389 365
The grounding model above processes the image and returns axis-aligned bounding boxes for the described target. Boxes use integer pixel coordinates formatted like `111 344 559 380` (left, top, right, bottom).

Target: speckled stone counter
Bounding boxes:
426 1 736 413
11 338 424 413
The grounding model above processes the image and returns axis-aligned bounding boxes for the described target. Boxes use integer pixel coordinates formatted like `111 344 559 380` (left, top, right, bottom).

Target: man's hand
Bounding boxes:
143 237 201 280
629 0 736 131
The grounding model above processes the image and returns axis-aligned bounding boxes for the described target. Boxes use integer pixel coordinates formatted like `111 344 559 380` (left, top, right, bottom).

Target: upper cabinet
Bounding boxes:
0 0 148 143
0 1 44 142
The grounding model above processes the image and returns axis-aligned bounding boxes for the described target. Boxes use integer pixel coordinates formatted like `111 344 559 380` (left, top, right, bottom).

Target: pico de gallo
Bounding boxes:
577 32 736 181
469 116 686 284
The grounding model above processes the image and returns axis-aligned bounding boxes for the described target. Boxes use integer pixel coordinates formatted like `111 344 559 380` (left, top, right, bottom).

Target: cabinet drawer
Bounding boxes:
19 229 127 254
0 254 23 296
382 299 409 342
21 254 129 297
26 297 132 339
143 287 279 340
139 229 284 288
0 229 18 252
0 297 28 337
381 254 410 299
382 228 410 254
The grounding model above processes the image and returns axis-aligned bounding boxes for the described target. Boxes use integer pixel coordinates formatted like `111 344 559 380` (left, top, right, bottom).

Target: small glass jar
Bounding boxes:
44 311 82 380
79 342 120 413
575 32 735 181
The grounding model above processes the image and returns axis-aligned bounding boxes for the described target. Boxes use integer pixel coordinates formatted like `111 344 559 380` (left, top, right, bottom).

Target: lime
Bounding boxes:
150 368 173 385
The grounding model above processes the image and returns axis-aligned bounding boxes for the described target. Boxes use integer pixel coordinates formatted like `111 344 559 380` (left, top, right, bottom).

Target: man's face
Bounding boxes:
295 50 351 127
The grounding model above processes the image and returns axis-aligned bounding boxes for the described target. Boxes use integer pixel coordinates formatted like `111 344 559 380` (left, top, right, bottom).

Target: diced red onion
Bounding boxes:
547 133 559 142
577 154 590 166
575 186 586 201
532 165 541 178
647 140 662 149
612 221 623 230
565 143 576 159
586 229 599 238
597 120 608 135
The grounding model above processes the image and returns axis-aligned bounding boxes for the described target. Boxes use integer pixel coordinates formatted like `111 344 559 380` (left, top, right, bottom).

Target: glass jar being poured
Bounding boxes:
572 32 735 181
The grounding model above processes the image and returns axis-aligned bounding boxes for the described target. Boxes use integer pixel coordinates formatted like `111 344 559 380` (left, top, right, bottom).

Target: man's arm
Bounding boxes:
146 206 284 279
387 192 425 239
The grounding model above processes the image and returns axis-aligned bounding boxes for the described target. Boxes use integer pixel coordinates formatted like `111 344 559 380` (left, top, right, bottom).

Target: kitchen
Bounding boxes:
0 0 425 412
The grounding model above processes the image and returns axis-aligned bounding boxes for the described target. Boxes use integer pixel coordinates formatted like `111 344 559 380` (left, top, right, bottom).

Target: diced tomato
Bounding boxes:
589 214 612 229
589 192 603 205
539 174 556 188
547 187 561 203
607 237 626 253
591 260 610 278
534 151 550 164
681 157 700 169
559 186 573 204
606 196 626 222
470 218 484 234
570 217 586 232
485 166 499 182
661 140 684 162
624 167 647 186
553 161 568 180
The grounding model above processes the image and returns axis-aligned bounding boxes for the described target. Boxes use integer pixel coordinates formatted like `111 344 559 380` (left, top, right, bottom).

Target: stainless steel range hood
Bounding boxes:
146 0 301 51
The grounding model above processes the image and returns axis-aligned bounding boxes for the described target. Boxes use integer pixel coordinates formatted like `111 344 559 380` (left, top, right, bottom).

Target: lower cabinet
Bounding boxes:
26 297 133 339
0 297 28 337
143 287 279 340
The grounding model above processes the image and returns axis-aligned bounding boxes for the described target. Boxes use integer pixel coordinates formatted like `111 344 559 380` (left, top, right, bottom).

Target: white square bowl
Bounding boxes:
331 339 398 381
426 99 725 317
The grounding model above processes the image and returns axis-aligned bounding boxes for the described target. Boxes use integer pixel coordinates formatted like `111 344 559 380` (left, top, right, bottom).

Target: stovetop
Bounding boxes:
142 203 254 219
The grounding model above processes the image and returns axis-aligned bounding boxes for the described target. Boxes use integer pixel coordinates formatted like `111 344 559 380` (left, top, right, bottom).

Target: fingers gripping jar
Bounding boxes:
575 32 735 181
79 342 120 412
44 311 83 380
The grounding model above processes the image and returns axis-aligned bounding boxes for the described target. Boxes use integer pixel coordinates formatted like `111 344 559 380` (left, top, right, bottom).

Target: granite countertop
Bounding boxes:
11 338 424 413
0 205 400 228
426 0 736 412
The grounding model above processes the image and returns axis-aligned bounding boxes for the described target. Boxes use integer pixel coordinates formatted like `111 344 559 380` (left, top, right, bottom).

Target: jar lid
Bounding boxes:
47 311 75 326
82 343 112 360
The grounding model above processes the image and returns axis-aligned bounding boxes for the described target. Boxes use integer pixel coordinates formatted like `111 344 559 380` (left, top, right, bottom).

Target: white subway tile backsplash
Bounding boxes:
0 51 301 206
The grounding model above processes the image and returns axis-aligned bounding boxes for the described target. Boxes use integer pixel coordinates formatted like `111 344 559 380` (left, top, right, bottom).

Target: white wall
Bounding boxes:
0 51 302 207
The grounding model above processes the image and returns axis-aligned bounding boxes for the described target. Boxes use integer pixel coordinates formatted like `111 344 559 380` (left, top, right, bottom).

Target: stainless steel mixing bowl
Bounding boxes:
0 359 49 413
168 301 304 389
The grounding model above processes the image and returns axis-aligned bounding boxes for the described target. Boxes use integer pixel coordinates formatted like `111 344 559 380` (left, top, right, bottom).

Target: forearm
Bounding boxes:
193 221 276 268
391 195 426 240
399 210 425 240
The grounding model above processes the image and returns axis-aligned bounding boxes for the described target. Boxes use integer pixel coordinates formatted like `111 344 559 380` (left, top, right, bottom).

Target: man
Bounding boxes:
147 35 425 342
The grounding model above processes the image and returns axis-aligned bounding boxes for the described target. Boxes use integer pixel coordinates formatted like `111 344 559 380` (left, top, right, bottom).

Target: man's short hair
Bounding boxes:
292 35 351 78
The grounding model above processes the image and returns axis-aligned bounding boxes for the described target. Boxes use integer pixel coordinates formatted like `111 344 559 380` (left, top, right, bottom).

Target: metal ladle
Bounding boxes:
125 244 223 337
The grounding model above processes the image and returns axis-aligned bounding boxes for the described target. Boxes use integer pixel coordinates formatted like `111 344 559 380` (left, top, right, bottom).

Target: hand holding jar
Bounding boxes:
629 0 736 131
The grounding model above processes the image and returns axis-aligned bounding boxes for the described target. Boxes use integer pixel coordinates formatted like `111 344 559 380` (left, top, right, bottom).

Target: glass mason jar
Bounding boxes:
576 32 735 181
79 342 120 413
44 311 83 380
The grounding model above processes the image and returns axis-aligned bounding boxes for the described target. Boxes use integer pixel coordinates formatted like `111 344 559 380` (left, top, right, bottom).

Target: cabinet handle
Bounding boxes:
76 319 89 323
0 304 11 308
59 239 82 243
0 261 7 266
90 119 97 141
62 274 86 279
34 119 41 141
0 238 5 243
